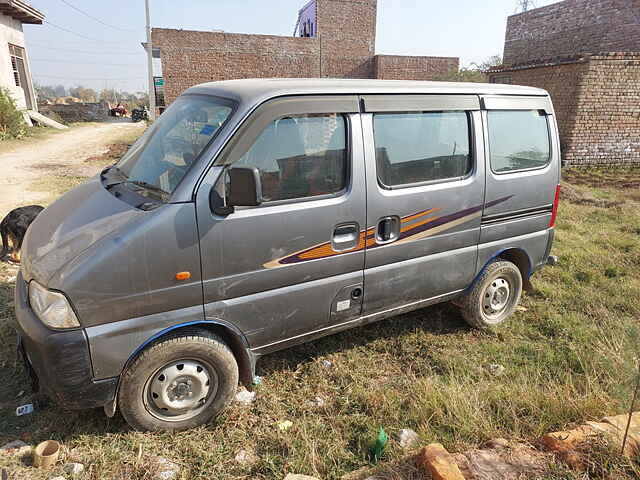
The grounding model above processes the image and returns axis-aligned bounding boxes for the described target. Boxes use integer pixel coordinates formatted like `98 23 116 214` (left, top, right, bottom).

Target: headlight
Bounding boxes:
28 281 80 329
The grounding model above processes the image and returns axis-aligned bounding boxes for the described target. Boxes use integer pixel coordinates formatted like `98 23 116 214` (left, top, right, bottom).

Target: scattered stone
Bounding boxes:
234 389 256 406
515 305 528 312
155 457 180 480
1 440 28 452
0 440 31 459
396 428 420 449
485 364 506 376
234 448 259 466
277 420 293 431
283 474 321 480
453 444 551 480
63 462 85 476
417 443 466 480
321 360 333 368
310 396 326 408
486 438 510 449
340 466 373 480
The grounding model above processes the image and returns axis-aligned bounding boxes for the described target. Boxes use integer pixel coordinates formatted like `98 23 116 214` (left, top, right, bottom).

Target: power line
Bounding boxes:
31 58 142 67
59 0 137 33
44 20 132 44
33 73 145 81
516 0 537 12
27 42 142 56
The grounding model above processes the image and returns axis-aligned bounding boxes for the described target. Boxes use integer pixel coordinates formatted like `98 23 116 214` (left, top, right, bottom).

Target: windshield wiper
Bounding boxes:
103 165 128 186
124 180 171 198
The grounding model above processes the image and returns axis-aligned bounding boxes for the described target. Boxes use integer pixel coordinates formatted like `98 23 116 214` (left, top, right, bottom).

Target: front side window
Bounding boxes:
373 111 471 188
233 114 348 202
488 110 551 173
117 94 234 197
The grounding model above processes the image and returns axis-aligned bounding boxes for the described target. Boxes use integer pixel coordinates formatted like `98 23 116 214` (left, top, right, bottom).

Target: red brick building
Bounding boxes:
152 0 459 109
489 0 640 166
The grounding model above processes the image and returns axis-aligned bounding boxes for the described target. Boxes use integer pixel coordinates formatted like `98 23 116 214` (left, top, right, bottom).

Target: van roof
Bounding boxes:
186 78 549 105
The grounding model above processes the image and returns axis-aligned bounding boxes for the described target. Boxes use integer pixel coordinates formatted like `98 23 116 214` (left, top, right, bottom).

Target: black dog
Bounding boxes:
0 205 44 263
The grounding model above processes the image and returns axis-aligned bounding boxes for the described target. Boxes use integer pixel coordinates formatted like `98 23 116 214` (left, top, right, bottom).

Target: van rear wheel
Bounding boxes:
459 260 522 329
118 332 238 431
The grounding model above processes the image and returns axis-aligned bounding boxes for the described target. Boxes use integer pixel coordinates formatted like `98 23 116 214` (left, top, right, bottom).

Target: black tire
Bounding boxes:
459 260 523 329
118 331 238 432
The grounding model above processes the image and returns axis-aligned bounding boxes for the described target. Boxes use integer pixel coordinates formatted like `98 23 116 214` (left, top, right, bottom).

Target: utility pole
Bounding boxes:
516 0 536 12
145 0 156 120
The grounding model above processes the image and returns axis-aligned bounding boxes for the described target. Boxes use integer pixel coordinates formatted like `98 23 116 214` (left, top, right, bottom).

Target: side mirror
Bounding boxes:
211 166 262 216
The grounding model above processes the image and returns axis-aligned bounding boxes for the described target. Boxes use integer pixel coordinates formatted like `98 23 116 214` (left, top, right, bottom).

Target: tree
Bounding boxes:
434 55 503 83
53 85 67 97
35 84 57 100
69 86 97 102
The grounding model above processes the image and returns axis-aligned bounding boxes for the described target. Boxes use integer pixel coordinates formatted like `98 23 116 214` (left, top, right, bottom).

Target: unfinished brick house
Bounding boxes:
488 0 640 166
151 0 458 110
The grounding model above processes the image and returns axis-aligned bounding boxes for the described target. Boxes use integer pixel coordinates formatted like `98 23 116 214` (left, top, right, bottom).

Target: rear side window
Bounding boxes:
373 111 471 188
488 110 551 173
234 114 347 202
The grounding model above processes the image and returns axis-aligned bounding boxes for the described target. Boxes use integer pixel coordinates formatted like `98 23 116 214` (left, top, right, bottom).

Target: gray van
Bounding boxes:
15 79 560 431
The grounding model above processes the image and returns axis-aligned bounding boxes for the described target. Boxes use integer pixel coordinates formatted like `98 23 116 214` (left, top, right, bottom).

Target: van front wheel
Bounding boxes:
118 332 239 431
459 260 523 329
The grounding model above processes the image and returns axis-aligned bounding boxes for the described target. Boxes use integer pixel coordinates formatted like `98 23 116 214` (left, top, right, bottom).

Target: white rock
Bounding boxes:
63 462 85 476
321 360 333 368
485 364 506 376
311 396 326 408
155 457 180 480
235 389 256 405
7 276 16 283
283 475 321 480
1 440 28 451
397 428 420 449
234 448 259 466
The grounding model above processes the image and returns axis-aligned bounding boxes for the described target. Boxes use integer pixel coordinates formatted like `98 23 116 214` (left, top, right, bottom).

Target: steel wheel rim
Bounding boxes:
481 276 512 320
143 359 218 422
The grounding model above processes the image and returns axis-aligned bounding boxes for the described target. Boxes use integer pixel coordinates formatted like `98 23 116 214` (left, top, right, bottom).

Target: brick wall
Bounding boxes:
374 55 459 80
315 0 377 78
152 28 321 105
504 0 640 65
489 53 640 165
153 0 462 108
569 53 640 165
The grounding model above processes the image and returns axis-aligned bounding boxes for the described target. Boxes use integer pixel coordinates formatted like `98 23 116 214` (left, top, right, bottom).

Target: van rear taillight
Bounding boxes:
549 184 561 228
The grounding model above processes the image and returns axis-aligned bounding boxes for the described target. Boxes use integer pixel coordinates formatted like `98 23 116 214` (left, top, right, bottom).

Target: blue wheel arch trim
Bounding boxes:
466 247 533 292
123 319 252 374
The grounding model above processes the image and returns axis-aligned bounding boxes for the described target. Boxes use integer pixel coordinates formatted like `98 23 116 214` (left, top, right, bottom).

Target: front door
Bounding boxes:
195 96 367 352
360 95 487 314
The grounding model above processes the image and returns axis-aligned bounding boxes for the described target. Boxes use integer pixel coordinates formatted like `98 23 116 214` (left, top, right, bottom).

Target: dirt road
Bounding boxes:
1 121 144 218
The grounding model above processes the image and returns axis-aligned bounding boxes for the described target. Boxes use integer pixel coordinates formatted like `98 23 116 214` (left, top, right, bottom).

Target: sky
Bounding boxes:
23 0 559 94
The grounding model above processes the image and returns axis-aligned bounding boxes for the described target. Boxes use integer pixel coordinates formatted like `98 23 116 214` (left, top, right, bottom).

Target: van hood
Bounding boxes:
21 177 143 285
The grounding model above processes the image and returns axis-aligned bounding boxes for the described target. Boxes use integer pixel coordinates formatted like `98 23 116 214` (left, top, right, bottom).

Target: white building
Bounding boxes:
0 0 43 112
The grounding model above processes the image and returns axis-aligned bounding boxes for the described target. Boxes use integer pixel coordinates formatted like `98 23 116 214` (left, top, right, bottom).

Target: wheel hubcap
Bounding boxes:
144 359 218 422
482 277 511 318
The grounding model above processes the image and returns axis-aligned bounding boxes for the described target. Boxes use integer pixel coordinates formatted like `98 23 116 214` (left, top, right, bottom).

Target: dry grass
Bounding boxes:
0 166 639 479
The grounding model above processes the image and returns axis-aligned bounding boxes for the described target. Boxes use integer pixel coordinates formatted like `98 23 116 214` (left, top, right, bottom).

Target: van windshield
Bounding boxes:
115 94 235 199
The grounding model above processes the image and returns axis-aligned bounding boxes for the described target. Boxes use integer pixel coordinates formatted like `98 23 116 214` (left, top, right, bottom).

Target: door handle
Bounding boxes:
376 216 400 244
332 222 359 252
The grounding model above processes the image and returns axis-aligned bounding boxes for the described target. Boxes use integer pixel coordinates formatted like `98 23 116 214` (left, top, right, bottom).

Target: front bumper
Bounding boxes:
13 271 117 409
